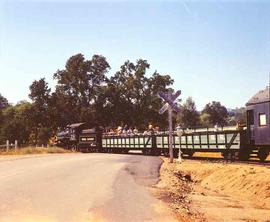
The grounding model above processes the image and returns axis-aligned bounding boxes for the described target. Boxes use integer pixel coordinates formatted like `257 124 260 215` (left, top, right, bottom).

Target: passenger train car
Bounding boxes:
56 87 270 161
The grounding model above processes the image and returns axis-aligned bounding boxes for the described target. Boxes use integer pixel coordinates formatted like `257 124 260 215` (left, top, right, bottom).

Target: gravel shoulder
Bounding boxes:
154 158 270 222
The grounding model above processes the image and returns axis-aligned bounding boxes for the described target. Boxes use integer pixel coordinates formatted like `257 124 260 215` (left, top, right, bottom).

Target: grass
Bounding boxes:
0 146 73 155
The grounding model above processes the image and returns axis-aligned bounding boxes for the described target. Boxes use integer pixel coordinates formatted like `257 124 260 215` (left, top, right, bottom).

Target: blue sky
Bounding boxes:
0 0 269 110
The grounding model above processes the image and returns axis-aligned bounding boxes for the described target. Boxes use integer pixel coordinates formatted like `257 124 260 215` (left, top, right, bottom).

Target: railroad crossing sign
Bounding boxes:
158 90 181 163
158 90 181 114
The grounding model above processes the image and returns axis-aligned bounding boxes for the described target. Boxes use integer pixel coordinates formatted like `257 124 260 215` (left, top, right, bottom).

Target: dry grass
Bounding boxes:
0 146 73 155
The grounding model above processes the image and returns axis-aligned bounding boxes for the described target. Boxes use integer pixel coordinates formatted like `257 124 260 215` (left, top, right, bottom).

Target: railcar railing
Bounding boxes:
156 130 243 151
102 129 246 152
102 134 153 149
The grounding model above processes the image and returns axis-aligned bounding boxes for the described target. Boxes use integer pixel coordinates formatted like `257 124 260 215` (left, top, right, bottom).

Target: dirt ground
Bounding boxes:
154 157 270 222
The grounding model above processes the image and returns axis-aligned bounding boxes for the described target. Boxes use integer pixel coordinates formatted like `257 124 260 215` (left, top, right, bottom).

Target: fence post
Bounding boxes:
6 140 9 152
15 140 18 151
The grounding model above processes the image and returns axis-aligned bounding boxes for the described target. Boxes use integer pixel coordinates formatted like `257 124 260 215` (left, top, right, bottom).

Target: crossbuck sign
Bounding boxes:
158 90 181 163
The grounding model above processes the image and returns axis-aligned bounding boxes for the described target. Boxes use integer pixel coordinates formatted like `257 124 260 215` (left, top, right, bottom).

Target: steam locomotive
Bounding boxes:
56 87 270 161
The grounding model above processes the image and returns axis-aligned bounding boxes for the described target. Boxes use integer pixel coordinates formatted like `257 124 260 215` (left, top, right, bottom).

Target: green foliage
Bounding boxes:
104 59 174 129
28 78 52 145
177 97 200 129
200 113 212 128
227 107 246 126
53 54 110 126
0 101 33 144
201 101 228 126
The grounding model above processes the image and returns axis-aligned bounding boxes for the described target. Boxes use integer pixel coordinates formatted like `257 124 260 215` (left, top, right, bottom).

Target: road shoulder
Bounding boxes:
88 155 178 222
154 158 270 222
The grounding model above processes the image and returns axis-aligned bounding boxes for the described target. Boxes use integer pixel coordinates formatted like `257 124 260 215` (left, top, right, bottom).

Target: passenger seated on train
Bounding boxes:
133 127 139 134
121 124 128 135
117 126 122 135
236 122 245 130
127 127 133 135
214 123 219 131
143 130 149 135
154 126 160 134
109 128 115 135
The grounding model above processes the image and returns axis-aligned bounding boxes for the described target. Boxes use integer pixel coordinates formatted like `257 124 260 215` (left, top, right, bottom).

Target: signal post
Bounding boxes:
158 90 181 163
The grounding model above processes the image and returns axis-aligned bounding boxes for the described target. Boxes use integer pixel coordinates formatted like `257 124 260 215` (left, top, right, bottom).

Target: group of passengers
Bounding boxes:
104 124 161 136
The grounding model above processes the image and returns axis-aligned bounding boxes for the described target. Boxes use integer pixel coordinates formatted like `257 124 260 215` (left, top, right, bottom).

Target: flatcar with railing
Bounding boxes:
56 87 270 161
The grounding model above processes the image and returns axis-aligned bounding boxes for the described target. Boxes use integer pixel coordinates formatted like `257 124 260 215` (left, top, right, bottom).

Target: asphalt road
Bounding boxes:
0 154 176 222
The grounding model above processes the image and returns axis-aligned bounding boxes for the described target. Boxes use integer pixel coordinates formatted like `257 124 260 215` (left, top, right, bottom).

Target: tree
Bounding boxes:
0 94 9 143
0 101 33 144
200 113 212 128
53 53 110 126
0 93 9 110
177 97 200 128
201 101 228 126
104 59 174 129
29 78 52 145
227 107 246 125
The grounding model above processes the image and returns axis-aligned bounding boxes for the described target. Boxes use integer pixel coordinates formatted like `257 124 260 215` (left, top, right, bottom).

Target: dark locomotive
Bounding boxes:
56 87 270 161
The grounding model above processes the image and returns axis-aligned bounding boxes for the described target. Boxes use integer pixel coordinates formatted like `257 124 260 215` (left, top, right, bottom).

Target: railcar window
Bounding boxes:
259 113 267 126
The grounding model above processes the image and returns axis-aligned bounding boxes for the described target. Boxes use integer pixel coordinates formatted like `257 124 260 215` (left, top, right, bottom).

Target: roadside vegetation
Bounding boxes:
0 147 72 155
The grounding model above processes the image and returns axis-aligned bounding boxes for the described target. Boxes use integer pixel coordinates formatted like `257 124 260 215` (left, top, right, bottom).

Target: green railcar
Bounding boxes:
101 129 249 160
155 130 248 159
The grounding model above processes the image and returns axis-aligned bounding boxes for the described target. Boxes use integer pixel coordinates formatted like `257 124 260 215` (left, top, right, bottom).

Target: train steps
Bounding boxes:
249 148 259 159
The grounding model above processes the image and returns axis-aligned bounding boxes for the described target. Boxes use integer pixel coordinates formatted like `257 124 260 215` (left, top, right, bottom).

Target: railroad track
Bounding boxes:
186 156 270 167
104 151 270 167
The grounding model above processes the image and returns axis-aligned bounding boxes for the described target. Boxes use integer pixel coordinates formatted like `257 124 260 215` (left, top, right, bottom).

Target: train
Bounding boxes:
56 87 270 161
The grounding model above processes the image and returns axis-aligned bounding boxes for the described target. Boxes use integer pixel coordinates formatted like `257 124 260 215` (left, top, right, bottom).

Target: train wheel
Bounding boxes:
222 151 235 161
222 152 229 160
238 152 250 161
142 149 150 155
163 150 169 157
258 148 269 162
71 144 77 152
122 149 129 154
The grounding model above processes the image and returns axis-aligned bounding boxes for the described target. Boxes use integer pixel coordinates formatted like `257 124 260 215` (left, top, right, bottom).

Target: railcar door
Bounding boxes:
246 109 255 144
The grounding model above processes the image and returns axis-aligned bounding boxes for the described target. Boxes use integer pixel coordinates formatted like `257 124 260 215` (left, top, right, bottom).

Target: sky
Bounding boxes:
0 0 270 110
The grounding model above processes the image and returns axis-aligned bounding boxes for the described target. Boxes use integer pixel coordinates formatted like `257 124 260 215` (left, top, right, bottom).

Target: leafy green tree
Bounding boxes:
105 59 174 129
202 101 228 126
0 101 33 145
29 78 52 144
0 94 9 143
177 97 200 128
53 53 110 126
199 112 212 128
